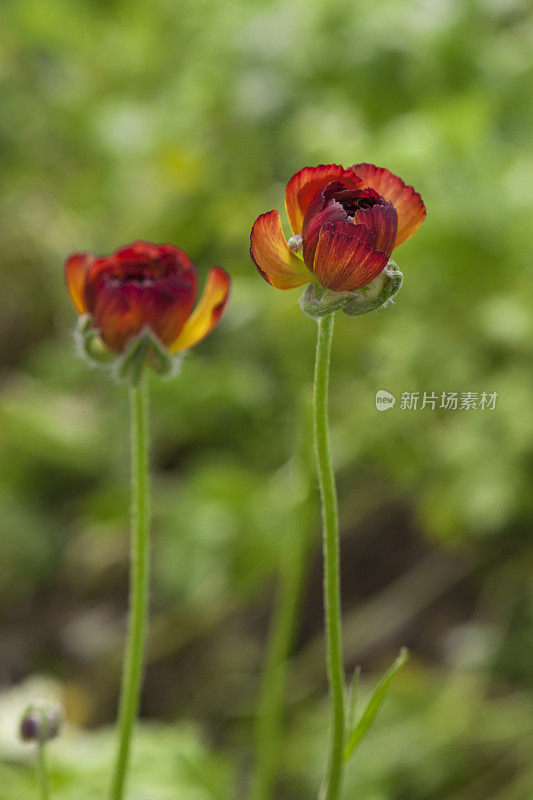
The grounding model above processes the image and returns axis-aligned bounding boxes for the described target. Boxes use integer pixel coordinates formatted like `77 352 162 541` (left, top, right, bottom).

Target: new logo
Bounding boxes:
375 390 396 411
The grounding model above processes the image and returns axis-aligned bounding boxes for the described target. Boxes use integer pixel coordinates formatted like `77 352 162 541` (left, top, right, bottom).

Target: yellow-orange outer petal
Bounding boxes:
65 252 94 313
250 210 313 290
170 267 231 353
351 163 426 248
285 164 358 234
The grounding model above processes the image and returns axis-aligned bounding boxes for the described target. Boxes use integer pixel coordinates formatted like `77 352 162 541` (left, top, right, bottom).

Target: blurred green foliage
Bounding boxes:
1 0 533 797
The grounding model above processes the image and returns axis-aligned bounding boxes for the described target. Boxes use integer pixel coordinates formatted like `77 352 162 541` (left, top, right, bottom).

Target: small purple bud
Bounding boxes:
20 703 63 743
20 711 41 742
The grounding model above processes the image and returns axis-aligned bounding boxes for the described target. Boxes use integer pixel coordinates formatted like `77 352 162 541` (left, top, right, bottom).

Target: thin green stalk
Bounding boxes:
313 313 345 800
250 393 315 800
110 381 151 800
250 535 307 800
36 740 49 800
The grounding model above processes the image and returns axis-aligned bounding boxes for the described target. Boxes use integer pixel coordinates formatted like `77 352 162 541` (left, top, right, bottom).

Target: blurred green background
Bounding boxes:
1 0 533 797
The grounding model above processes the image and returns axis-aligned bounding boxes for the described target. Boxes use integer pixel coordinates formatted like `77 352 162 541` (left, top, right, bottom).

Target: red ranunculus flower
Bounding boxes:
65 240 231 354
250 163 426 292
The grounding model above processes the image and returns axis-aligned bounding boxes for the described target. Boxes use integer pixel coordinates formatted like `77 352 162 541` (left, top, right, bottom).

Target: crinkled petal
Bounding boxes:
302 197 347 269
113 240 163 261
352 201 398 257
65 252 94 313
351 163 426 247
313 222 389 292
301 180 380 269
84 242 198 315
285 164 359 234
108 241 194 277
170 267 231 352
250 210 312 290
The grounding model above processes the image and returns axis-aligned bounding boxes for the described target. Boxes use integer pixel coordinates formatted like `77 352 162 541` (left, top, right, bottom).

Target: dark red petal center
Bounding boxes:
301 181 388 270
326 186 383 218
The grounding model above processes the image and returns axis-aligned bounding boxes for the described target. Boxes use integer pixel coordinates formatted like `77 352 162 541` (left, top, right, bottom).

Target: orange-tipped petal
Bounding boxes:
170 267 231 353
351 163 426 247
65 252 94 313
285 164 359 234
250 210 312 290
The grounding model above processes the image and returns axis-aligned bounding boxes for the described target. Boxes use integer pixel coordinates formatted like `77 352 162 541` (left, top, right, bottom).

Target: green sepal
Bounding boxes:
342 260 403 318
116 329 175 385
299 282 355 319
343 647 408 762
298 261 403 321
75 316 180 383
76 315 115 364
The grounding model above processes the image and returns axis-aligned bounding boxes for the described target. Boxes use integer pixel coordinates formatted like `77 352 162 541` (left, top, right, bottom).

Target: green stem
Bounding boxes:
250 541 306 800
250 394 315 800
314 313 345 800
110 381 151 800
36 740 49 800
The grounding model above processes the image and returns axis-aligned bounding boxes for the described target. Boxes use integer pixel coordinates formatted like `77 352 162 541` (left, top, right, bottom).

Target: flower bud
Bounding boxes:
20 703 64 743
250 163 425 294
65 242 231 381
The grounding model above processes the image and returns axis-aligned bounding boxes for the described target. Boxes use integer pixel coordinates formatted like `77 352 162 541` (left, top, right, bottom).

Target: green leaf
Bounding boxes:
345 666 361 741
343 648 408 762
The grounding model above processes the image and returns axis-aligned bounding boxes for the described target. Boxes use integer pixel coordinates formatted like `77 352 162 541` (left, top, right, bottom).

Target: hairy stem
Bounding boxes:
36 740 49 800
313 313 345 800
110 381 151 800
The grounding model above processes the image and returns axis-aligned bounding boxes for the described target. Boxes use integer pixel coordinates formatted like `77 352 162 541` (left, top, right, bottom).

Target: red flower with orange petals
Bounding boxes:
250 163 426 293
65 241 231 359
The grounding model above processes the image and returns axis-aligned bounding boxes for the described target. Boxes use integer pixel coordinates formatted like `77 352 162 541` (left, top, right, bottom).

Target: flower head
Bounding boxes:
250 163 426 294
20 703 64 743
65 241 231 377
